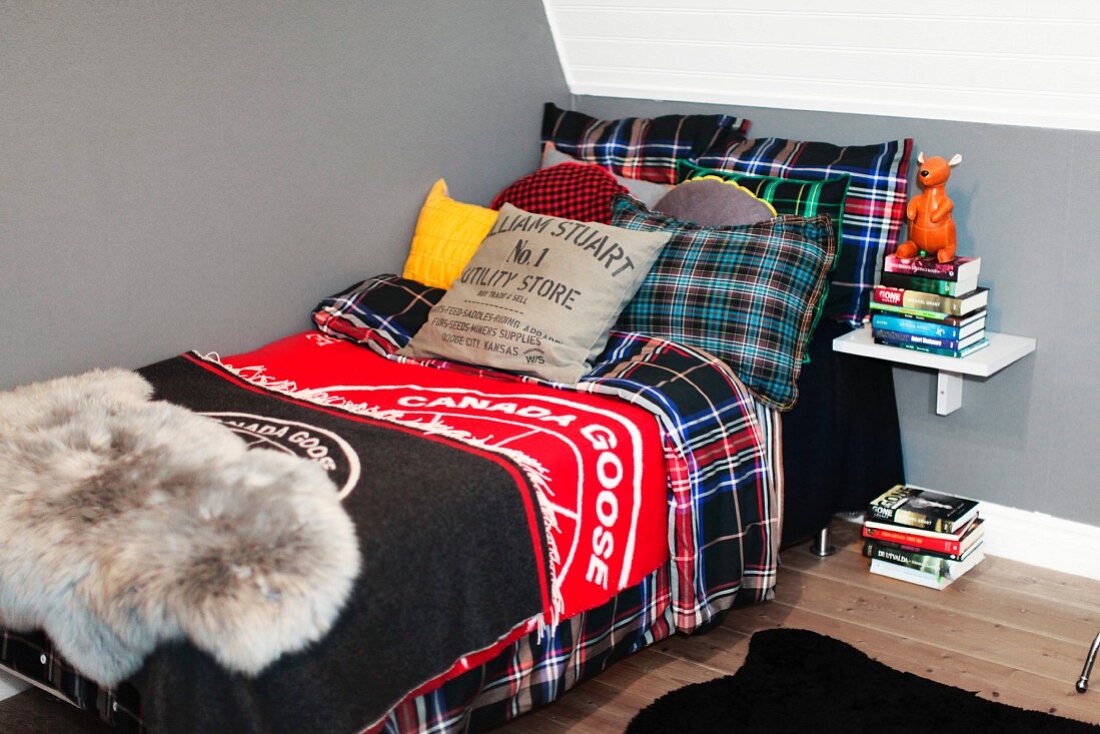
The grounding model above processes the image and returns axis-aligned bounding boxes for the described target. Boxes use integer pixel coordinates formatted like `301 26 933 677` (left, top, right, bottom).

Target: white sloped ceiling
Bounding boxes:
543 0 1100 130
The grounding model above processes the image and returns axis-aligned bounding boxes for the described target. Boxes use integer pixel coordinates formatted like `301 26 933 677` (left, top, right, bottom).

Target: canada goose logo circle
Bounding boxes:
201 412 361 499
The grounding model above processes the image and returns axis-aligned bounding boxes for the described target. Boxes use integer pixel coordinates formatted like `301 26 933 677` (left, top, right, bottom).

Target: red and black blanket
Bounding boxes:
132 331 669 733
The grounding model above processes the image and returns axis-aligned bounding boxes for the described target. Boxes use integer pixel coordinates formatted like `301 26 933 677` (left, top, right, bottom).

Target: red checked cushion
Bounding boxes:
490 162 630 224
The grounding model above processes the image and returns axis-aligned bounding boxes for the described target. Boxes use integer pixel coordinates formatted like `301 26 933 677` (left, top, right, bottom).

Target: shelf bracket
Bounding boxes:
833 327 1036 418
936 371 963 416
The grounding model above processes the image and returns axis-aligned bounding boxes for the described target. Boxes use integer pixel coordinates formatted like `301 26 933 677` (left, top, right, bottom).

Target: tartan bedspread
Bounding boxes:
0 274 781 733
319 282 784 732
314 275 783 628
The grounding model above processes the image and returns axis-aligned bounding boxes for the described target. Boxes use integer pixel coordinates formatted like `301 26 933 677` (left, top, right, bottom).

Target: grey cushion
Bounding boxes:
654 178 776 228
400 203 670 383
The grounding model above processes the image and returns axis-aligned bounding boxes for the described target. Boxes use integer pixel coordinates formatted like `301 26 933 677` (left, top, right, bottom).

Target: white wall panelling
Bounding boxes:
544 0 1100 130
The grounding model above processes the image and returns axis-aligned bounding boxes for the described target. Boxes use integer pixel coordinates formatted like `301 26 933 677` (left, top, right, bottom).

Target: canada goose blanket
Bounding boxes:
4 330 669 733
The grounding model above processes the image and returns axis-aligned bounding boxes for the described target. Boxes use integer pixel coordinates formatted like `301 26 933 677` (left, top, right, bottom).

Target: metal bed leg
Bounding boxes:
1077 631 1100 693
809 526 836 557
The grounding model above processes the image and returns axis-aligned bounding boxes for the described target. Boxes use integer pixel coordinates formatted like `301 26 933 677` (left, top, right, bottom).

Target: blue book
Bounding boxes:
870 313 986 340
873 333 990 358
872 328 985 352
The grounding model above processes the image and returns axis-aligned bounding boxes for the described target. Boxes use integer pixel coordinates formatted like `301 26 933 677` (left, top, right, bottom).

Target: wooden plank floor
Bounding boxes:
2 519 1099 732
497 519 1100 732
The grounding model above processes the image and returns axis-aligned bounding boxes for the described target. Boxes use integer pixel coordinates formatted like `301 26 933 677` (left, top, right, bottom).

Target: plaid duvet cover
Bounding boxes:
383 563 676 733
0 274 780 733
314 275 782 628
320 277 782 733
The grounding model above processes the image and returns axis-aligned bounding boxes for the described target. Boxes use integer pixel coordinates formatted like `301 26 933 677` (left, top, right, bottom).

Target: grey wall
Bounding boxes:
4 2 1096 525
576 95 1099 526
1 1 568 389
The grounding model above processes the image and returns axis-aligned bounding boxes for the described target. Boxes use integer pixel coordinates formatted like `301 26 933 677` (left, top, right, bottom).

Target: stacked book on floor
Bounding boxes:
862 484 985 589
870 254 989 358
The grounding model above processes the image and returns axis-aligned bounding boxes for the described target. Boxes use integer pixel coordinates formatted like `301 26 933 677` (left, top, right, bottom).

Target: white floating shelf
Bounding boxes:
833 326 1036 415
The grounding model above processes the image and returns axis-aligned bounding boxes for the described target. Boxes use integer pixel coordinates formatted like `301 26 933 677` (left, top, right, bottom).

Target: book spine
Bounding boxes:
863 540 953 574
873 336 989 359
880 272 971 296
864 537 967 561
871 286 973 316
861 524 962 554
868 302 979 325
872 328 974 351
883 254 975 280
869 558 948 589
870 314 963 339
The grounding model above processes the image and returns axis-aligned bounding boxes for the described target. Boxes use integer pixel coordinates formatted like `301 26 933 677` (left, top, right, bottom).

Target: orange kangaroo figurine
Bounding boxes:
895 152 963 263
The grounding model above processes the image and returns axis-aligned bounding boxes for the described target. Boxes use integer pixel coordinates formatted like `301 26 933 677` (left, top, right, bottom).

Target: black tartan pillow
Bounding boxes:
695 135 912 325
542 103 749 185
312 275 443 347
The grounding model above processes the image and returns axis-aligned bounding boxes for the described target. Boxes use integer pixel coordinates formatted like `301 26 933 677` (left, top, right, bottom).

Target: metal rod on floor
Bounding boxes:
809 526 836 557
1077 632 1100 693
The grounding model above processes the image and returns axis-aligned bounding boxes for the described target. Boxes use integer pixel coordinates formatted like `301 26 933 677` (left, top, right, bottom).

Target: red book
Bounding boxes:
883 254 981 282
862 517 983 556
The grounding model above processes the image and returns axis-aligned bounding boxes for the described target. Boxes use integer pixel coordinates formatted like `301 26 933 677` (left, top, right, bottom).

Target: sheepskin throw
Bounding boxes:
0 368 361 686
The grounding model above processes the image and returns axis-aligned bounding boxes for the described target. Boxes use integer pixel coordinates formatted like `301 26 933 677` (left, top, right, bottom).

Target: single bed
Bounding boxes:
0 277 900 734
0 103 907 733
0 277 782 733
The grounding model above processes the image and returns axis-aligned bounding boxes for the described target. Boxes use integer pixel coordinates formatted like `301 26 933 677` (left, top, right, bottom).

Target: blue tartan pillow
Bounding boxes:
612 196 836 411
696 136 912 325
542 103 749 185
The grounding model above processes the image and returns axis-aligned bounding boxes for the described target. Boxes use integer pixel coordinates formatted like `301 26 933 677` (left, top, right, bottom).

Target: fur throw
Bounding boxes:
0 368 361 685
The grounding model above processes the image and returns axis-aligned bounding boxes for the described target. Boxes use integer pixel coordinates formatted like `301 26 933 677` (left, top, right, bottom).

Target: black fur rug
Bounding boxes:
627 628 1100 733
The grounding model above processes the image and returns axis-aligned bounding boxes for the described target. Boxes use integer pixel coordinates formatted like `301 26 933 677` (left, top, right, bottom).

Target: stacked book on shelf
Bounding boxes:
862 484 985 590
871 254 990 358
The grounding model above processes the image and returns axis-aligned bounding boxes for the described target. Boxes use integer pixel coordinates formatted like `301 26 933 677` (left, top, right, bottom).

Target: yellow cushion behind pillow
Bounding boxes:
401 179 498 289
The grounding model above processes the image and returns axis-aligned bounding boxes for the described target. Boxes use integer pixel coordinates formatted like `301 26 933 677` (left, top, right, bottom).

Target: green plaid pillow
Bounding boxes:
678 160 849 257
612 195 836 411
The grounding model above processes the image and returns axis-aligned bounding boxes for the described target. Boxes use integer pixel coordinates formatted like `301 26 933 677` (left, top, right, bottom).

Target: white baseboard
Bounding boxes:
0 669 28 702
976 502 1100 581
846 499 1100 582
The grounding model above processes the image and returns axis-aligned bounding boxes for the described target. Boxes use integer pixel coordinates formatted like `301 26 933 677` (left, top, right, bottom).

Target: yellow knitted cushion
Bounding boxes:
401 180 498 289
